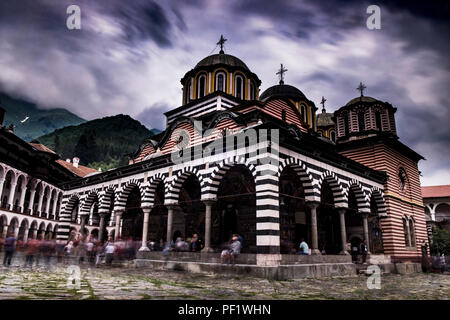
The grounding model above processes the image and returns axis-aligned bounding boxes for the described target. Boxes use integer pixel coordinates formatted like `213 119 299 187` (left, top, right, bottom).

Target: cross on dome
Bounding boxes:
276 63 288 85
320 96 327 113
217 35 227 54
357 82 366 97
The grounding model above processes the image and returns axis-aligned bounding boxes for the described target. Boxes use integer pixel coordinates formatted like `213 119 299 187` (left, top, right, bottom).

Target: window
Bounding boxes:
375 111 382 131
197 74 206 99
235 75 244 99
330 130 336 142
403 218 410 247
399 168 407 191
358 112 365 132
215 72 226 92
281 109 286 122
185 80 191 103
343 113 350 135
300 104 307 123
409 219 416 247
250 81 255 100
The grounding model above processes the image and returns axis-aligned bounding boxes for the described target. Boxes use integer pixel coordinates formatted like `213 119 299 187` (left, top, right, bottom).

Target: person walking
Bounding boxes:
3 233 17 267
360 240 368 264
229 236 242 265
105 239 116 266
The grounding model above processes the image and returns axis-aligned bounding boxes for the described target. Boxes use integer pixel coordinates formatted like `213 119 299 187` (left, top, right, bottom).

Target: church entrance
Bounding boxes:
318 181 341 254
279 166 310 254
148 181 167 244
214 165 256 253
179 175 204 241
121 186 143 240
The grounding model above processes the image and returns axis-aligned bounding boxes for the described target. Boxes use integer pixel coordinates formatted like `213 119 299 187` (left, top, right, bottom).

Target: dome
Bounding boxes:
260 84 307 101
317 112 335 127
195 53 249 70
345 96 378 106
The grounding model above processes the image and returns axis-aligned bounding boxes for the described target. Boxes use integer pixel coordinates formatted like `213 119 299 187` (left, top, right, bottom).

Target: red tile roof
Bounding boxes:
421 185 450 198
29 142 56 154
56 160 98 178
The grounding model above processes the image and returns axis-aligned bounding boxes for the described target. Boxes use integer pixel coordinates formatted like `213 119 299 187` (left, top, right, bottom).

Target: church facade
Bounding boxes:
0 43 428 267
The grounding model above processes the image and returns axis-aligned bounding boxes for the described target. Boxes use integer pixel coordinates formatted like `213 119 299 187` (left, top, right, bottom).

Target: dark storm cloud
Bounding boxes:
0 0 448 184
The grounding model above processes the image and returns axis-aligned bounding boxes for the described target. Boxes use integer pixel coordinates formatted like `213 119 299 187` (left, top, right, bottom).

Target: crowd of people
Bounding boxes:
0 231 246 267
0 233 143 268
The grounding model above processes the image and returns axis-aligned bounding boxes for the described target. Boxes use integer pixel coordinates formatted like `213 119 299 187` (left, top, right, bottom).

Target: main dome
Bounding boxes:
345 96 378 106
259 84 307 101
195 53 250 70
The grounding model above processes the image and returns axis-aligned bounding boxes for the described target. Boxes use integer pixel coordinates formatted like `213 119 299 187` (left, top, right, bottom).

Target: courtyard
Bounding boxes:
0 264 448 300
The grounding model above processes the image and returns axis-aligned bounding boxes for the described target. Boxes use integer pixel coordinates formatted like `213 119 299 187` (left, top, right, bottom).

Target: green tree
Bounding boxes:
430 228 450 255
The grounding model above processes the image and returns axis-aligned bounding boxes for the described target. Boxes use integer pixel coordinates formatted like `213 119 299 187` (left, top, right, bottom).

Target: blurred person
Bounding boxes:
3 233 17 267
440 254 446 273
298 238 310 255
190 234 202 252
105 240 115 265
86 237 95 264
24 238 39 268
360 240 368 264
229 236 242 265
64 241 74 265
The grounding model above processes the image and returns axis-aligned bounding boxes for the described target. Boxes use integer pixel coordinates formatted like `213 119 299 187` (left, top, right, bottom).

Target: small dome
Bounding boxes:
345 96 378 106
317 112 335 127
260 84 307 101
195 53 249 70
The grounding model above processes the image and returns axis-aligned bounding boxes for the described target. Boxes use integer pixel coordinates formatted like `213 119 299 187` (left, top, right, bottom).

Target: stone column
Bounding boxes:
79 214 88 235
307 202 321 255
52 199 58 219
202 200 215 252
45 195 52 218
98 212 107 243
13 226 19 238
37 192 44 216
19 186 27 213
139 207 152 251
338 208 349 255
166 205 175 244
114 210 123 240
2 225 8 238
23 228 29 243
362 213 371 254
7 182 17 210
0 179 4 206
28 189 36 215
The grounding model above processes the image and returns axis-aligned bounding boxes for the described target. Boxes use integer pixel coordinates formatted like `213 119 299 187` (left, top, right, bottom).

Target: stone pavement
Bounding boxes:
0 262 449 300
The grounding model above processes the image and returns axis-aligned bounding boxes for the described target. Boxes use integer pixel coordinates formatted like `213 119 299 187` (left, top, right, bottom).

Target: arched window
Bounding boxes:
250 81 256 100
343 113 350 135
358 112 365 132
235 75 244 99
300 104 307 123
409 218 416 247
185 79 191 103
215 72 226 92
375 111 382 131
398 168 407 191
197 74 206 99
330 130 336 142
403 217 410 247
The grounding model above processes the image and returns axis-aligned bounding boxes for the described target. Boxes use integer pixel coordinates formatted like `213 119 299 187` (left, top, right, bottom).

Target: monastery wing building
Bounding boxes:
0 44 428 270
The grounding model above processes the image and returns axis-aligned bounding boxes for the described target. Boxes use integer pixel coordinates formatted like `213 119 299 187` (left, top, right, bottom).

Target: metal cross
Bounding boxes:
276 63 288 85
320 96 327 112
357 82 366 97
217 35 227 53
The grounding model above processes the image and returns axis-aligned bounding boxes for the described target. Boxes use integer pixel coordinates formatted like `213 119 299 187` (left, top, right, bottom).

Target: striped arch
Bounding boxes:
99 185 117 213
369 187 387 217
316 171 346 207
346 179 370 213
202 156 256 201
166 167 205 204
144 173 168 207
80 189 101 215
62 193 81 216
115 179 144 210
278 157 317 202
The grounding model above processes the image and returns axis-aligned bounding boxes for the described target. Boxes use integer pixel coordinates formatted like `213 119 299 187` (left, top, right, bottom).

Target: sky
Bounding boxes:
0 0 448 186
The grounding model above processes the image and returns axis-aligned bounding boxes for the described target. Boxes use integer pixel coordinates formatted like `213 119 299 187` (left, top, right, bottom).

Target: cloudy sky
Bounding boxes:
0 0 448 186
